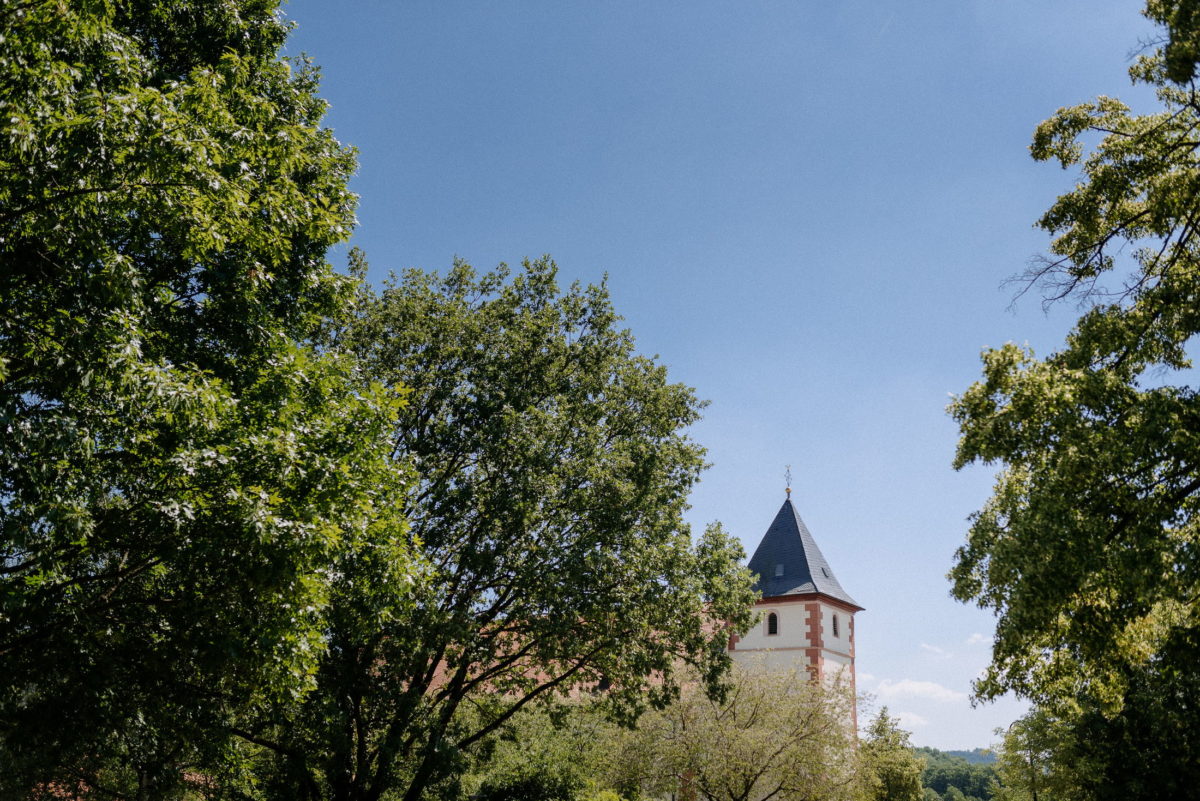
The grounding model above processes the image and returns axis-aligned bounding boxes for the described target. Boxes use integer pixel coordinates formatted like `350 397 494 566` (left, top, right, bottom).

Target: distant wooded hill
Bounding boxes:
940 748 996 765
917 747 997 801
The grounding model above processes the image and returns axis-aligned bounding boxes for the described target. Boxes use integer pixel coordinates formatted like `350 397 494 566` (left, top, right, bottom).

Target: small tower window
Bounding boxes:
775 563 784 577
767 612 779 636
832 614 840 638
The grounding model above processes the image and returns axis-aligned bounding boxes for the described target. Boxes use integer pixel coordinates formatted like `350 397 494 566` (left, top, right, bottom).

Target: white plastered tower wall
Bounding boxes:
730 597 857 680
728 494 863 726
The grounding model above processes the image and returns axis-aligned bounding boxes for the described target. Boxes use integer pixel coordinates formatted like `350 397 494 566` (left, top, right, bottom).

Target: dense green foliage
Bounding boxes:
0 2 412 798
1 5 758 799
463 673 942 801
950 1 1200 797
916 747 995 801
1064 661 1200 800
992 679 1200 801
605 663 862 801
990 710 1087 801
464 701 620 801
228 260 757 801
949 0 1200 725
1146 0 1200 82
859 709 925 801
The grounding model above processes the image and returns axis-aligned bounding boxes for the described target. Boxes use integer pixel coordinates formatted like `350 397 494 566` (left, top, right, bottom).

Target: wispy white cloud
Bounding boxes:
966 633 989 646
894 710 929 729
858 671 876 684
876 678 968 704
920 642 952 659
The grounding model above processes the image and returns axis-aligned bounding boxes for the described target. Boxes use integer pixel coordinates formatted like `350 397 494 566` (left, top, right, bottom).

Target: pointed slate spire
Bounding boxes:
746 498 861 609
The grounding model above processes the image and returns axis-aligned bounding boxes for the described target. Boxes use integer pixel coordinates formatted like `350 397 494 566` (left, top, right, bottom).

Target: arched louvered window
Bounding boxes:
832 613 840 638
767 612 779 636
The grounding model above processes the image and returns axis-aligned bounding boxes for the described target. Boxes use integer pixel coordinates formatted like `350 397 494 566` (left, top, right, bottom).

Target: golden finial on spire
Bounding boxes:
784 464 792 498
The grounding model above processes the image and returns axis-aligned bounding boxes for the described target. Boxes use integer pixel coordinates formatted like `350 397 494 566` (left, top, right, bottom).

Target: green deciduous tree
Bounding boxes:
995 666 1200 801
612 662 860 801
916 747 995 801
464 700 621 801
229 259 757 801
990 709 1093 801
0 2 412 797
860 709 925 801
949 3 1200 720
1146 0 1200 82
1066 656 1200 800
950 2 1200 796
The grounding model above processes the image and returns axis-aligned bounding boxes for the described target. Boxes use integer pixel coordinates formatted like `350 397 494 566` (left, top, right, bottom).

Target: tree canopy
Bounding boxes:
1147 0 1200 83
949 15 1200 712
860 709 926 801
613 662 860 801
1 5 755 798
916 747 995 801
227 259 757 801
0 2 412 796
990 709 1091 801
949 1 1200 795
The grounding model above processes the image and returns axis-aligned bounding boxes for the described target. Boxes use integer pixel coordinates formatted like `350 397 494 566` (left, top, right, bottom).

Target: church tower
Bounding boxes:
729 493 862 697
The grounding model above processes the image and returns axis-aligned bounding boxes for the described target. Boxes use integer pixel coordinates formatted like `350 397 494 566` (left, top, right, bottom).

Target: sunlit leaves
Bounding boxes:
234 260 756 801
613 664 860 801
949 19 1200 718
0 2 411 796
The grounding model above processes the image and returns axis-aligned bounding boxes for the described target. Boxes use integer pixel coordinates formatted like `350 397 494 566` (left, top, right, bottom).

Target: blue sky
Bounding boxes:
284 0 1156 749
